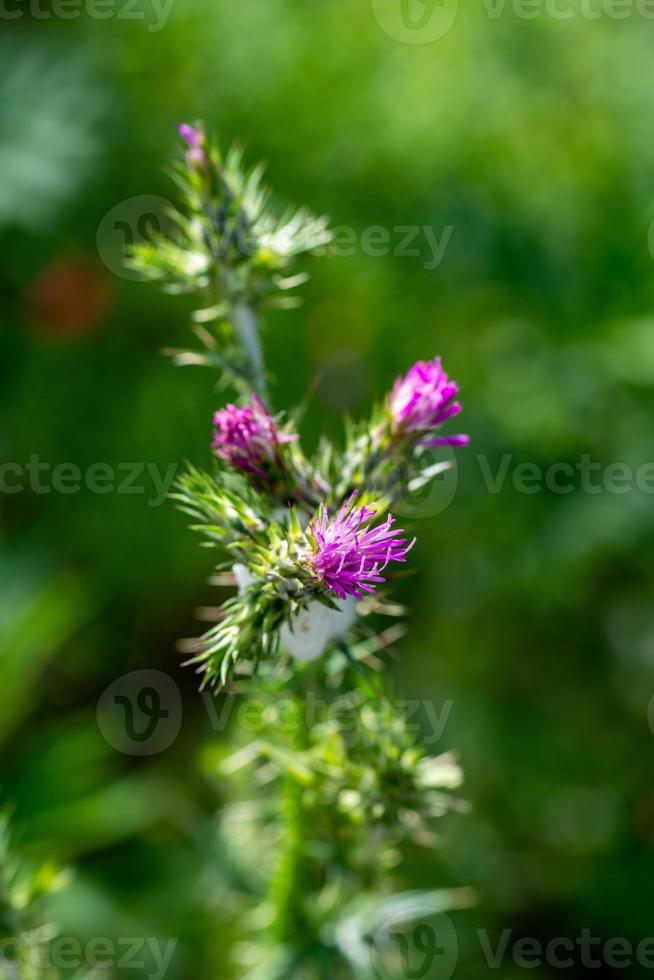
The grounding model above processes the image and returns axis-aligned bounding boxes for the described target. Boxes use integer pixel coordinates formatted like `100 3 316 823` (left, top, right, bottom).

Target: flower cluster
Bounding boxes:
135 124 471 677
306 491 415 601
389 356 470 447
190 354 468 674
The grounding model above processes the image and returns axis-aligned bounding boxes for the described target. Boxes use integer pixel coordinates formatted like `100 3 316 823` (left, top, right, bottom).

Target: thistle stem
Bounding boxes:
232 300 268 400
268 683 309 946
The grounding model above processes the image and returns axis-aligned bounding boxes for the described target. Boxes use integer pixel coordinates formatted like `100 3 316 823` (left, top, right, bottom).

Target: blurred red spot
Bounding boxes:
25 256 113 340
633 791 654 847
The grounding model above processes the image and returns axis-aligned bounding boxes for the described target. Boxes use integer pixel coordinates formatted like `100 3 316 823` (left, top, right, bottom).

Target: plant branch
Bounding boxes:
232 300 268 400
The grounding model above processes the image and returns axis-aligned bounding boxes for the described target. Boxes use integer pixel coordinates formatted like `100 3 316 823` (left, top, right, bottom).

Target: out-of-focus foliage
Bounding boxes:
199 674 467 978
0 813 82 979
2 2 654 977
0 40 104 232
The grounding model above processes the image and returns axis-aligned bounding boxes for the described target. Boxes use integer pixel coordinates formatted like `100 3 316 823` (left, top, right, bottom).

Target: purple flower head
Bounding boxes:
212 394 297 479
177 123 203 148
388 357 470 447
307 491 416 601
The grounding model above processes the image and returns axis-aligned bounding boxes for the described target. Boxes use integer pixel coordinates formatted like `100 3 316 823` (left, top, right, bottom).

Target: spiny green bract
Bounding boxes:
173 466 337 687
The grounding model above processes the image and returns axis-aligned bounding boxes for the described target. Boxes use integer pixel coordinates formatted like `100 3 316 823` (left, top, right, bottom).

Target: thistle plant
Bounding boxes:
131 124 471 979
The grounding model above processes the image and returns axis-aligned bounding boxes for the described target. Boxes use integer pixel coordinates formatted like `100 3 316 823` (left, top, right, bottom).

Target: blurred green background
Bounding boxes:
2 1 654 976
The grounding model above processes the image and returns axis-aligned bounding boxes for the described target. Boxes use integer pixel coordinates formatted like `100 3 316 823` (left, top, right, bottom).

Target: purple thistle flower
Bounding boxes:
212 395 297 479
177 123 203 148
307 491 415 600
388 357 470 447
